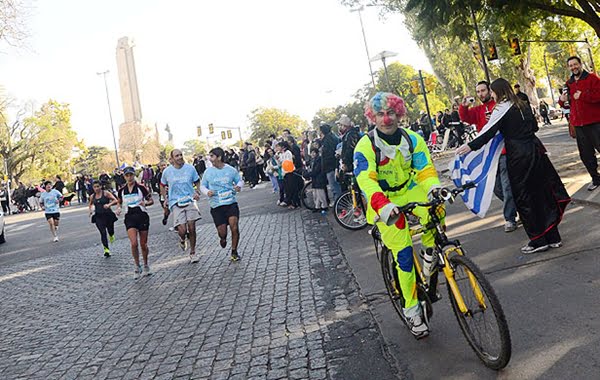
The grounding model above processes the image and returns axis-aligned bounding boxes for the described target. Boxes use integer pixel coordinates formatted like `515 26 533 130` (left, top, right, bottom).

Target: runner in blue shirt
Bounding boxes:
201 147 244 262
40 181 63 242
160 149 202 263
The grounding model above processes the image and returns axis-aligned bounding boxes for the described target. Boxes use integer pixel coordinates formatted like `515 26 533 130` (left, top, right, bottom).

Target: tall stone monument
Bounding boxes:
116 37 159 164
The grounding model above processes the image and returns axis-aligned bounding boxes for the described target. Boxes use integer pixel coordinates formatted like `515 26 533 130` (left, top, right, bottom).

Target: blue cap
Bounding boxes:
123 166 135 175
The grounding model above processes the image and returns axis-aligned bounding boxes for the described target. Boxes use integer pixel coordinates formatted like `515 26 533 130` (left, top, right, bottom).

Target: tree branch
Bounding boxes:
524 0 596 23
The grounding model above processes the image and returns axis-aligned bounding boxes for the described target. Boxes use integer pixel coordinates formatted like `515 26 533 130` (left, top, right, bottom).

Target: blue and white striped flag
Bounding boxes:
449 101 512 217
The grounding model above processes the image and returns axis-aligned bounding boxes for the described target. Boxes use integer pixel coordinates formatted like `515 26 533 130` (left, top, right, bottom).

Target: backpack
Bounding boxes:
367 128 415 192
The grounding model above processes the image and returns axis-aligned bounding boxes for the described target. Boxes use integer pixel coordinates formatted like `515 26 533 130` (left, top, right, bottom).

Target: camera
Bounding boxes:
468 97 475 103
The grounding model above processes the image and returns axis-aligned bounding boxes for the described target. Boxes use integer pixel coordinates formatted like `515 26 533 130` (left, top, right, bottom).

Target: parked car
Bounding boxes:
548 106 563 120
0 211 5 243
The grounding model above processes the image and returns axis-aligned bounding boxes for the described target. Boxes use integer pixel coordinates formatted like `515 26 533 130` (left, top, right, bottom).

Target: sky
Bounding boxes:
0 0 431 149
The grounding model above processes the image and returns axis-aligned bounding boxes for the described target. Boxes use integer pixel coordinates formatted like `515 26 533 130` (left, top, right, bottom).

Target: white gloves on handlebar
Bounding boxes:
379 202 401 226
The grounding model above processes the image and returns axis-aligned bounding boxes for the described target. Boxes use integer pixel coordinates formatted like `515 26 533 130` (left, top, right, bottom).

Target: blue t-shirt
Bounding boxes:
160 163 200 209
40 189 63 214
201 165 241 209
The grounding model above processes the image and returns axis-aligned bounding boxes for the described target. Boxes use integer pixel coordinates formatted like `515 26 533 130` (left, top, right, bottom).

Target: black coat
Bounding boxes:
309 156 327 189
320 132 339 173
341 127 361 172
469 104 570 241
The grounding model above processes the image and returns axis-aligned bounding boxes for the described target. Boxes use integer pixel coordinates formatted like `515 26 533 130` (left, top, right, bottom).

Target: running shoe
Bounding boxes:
220 238 227 248
338 209 348 219
109 235 115 244
103 247 111 257
521 244 549 254
230 250 240 262
134 265 142 280
190 253 199 263
549 241 563 248
143 264 152 276
53 236 59 242
162 215 168 225
179 238 187 252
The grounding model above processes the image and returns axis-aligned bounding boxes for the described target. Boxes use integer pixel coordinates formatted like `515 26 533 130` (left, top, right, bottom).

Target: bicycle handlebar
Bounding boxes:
397 182 475 213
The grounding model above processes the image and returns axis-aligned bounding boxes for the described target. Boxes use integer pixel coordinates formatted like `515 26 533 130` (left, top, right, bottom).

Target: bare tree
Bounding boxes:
0 0 30 49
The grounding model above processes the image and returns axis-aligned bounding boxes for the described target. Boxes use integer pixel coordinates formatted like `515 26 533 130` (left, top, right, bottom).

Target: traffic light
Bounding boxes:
209 123 214 134
424 76 435 93
487 42 499 61
410 80 421 95
471 42 483 62
221 131 226 140
196 126 202 137
226 130 232 139
509 37 521 56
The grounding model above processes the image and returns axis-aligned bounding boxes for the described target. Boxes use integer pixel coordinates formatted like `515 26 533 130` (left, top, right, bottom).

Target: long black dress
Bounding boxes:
468 103 571 245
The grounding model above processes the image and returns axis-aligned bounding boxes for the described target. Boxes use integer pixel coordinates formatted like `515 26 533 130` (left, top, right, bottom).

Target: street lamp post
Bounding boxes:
96 70 121 168
350 6 376 89
371 51 398 93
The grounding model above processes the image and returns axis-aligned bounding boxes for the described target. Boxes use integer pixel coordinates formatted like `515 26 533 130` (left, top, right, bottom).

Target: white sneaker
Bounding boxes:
143 264 152 276
504 221 517 233
133 265 142 280
407 313 429 338
404 304 429 338
189 253 199 263
179 238 187 252
53 236 59 242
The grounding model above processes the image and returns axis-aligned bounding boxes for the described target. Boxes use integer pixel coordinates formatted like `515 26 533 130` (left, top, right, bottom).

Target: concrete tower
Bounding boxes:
116 37 142 123
115 37 159 164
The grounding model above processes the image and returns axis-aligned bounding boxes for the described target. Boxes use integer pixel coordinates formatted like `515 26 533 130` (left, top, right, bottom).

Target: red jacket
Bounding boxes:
458 99 496 132
458 99 505 154
558 70 600 127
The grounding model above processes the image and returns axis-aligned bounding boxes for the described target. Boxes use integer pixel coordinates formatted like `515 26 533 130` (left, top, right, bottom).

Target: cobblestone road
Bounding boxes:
0 210 398 379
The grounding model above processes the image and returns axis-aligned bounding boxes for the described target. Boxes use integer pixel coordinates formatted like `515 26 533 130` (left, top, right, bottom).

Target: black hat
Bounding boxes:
123 166 135 175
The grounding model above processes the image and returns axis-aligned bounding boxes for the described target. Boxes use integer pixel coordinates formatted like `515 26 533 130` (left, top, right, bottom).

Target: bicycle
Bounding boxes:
300 180 316 210
372 183 511 370
334 173 367 230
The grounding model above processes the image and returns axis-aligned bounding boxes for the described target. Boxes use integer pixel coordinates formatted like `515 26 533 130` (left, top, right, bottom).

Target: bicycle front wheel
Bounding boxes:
447 255 512 370
333 191 367 230
301 181 316 210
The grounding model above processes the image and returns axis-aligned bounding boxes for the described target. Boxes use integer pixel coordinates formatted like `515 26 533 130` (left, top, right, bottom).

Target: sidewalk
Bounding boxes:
433 122 600 207
0 209 398 379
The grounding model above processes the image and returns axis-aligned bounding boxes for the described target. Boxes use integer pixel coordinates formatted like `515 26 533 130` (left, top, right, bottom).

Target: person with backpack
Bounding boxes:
353 92 442 338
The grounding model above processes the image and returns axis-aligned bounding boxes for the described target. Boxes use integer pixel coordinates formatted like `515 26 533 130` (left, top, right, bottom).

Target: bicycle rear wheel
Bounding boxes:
334 191 367 230
447 255 511 370
301 181 316 210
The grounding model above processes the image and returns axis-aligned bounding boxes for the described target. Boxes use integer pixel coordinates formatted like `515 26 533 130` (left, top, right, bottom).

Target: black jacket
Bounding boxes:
341 127 361 172
320 132 339 173
309 156 327 189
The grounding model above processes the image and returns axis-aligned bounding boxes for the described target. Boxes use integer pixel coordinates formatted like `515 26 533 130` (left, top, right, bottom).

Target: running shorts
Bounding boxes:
210 203 240 227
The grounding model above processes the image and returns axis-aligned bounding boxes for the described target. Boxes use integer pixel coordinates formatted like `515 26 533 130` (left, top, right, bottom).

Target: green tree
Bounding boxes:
248 108 308 144
0 99 80 183
21 100 81 182
182 139 207 157
373 62 450 121
73 146 115 176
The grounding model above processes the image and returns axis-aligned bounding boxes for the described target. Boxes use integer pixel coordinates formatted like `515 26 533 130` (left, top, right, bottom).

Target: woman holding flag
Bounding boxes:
456 78 570 254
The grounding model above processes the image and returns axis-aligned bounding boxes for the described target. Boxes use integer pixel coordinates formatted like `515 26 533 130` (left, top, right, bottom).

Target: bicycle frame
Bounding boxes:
377 188 487 315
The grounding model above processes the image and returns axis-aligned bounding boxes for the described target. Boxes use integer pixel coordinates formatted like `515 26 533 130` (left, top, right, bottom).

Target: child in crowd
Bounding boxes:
308 148 328 214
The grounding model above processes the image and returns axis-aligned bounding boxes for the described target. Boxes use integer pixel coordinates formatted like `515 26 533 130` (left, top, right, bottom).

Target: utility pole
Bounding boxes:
585 38 596 72
350 6 376 89
418 70 433 129
97 70 121 168
470 6 491 83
